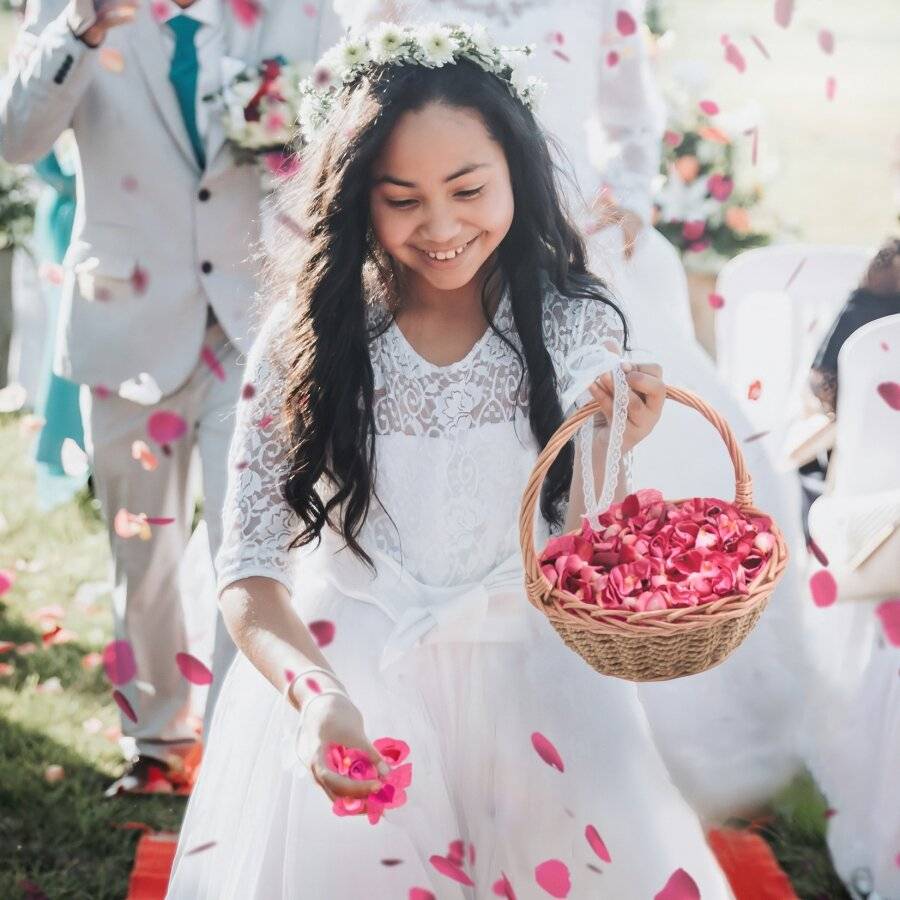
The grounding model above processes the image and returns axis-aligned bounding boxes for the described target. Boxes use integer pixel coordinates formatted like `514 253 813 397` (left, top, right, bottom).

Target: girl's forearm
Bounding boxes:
219 577 343 699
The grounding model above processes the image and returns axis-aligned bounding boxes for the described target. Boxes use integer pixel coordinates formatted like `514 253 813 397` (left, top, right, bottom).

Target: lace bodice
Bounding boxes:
335 0 667 223
215 283 625 594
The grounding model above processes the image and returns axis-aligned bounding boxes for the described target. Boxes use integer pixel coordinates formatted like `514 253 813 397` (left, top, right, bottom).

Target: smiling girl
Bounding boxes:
168 24 733 899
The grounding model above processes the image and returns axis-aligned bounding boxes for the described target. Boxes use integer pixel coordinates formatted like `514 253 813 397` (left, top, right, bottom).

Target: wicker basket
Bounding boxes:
519 385 790 682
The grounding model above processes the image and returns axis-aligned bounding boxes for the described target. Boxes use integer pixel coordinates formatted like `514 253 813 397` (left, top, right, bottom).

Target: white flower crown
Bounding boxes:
296 22 548 144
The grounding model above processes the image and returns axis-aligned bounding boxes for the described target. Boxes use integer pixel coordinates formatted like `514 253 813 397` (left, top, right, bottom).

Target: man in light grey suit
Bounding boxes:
0 0 342 794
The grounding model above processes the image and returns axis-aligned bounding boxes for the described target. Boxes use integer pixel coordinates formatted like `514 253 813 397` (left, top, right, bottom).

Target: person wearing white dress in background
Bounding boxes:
168 25 735 897
335 0 809 824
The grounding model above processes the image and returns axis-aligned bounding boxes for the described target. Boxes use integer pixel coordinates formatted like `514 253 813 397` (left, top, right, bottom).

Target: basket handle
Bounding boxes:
519 384 755 585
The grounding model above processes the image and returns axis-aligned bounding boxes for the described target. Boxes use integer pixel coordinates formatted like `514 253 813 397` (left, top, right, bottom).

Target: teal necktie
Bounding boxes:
166 15 206 170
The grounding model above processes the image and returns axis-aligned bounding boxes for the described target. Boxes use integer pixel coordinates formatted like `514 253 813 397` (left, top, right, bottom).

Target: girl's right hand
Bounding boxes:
295 692 390 805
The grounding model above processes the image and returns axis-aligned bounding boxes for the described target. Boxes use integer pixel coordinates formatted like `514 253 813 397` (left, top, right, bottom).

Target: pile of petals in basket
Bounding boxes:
540 489 776 612
326 737 412 825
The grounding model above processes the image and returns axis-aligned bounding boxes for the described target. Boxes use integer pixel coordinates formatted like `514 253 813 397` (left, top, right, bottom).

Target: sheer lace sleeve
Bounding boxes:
215 302 299 596
544 287 627 417
591 0 667 223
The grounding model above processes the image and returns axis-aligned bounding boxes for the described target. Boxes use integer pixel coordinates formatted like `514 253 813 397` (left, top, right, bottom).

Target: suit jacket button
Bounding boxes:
198 188 210 201
201 261 213 275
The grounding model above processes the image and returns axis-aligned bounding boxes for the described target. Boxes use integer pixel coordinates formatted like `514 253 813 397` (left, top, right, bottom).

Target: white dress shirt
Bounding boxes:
155 0 225 142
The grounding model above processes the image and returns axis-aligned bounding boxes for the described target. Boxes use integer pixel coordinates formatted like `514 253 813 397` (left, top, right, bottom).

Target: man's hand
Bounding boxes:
68 0 137 48
590 193 645 261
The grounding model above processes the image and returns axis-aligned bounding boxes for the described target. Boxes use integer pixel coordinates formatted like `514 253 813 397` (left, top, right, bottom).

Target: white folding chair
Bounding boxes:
830 313 900 496
714 244 871 436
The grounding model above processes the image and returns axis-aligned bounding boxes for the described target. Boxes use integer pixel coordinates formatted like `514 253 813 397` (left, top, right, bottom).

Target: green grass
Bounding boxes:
0 411 851 898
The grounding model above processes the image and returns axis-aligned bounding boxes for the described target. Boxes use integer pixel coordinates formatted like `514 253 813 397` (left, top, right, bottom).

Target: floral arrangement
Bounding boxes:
539 489 776 613
296 22 547 145
327 737 412 825
206 55 311 173
0 160 36 252
652 104 771 267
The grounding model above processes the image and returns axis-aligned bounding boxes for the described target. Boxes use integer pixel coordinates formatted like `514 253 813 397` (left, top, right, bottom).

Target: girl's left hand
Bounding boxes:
587 362 665 451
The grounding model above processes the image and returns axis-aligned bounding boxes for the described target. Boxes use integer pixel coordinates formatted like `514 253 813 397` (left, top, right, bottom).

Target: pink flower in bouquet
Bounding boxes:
327 737 412 825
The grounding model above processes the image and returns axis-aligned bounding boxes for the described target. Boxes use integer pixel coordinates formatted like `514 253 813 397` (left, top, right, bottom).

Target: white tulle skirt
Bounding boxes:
587 225 810 822
167 566 734 899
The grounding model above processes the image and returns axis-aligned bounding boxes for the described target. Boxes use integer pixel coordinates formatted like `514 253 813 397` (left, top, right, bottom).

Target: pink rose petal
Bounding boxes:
615 9 636 36
409 890 436 900
102 640 136 686
534 859 571 898
147 411 187 444
818 29 835 54
429 855 475 887
876 382 900 410
747 379 762 401
606 50 619 67
175 652 213 685
145 517 174 526
708 293 725 310
112 689 138 723
308 620 335 648
306 677 321 693
585 824 612 863
723 39 746 73
130 264 149 295
774 0 794 28
806 537 830 567
201 347 226 381
493 872 517 898
150 1 167 22
810 569 838 608
229 0 261 27
826 76 837 101
875 599 900 647
241 382 256 400
750 35 771 59
302 2 317 15
655 868 701 900
699 99 719 116
531 731 565 772
707 173 734 202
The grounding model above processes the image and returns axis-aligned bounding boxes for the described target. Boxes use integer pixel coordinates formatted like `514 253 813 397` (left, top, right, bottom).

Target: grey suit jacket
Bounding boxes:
0 0 342 397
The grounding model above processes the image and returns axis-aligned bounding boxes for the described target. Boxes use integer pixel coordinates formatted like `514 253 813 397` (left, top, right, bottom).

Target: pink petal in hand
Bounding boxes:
585 824 612 862
876 382 900 410
534 859 571 898
531 731 565 772
308 620 335 648
175 652 213 685
112 689 138 723
875 599 900 647
429 855 475 887
655 868 701 900
615 9 637 36
103 640 136 686
810 569 838 608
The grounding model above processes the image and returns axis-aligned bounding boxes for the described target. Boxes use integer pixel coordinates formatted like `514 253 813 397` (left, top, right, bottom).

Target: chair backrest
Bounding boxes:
830 313 900 495
714 244 872 436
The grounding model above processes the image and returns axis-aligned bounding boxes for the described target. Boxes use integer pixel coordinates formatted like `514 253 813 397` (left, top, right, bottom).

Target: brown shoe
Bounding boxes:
103 755 173 798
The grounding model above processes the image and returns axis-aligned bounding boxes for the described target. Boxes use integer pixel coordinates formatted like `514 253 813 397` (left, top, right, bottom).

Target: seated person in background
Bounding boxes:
797 238 900 530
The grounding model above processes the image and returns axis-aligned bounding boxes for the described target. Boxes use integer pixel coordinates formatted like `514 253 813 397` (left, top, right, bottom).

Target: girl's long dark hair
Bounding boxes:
265 58 628 574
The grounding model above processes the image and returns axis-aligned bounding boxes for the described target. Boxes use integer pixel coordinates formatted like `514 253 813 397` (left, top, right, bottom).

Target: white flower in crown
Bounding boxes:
521 75 548 112
370 22 408 63
416 23 459 67
465 23 494 57
500 46 534 94
323 37 370 80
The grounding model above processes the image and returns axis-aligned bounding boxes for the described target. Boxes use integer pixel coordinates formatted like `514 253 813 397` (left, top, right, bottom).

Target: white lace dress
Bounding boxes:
167 287 734 899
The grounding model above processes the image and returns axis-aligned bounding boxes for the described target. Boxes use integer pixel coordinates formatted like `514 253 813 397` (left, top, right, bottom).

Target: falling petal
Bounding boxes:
880 341 890 352
774 0 794 28
699 99 719 115
302 3 318 15
112 689 138 723
708 293 725 310
147 410 187 444
534 859 571 898
810 569 838 608
744 430 771 443
103 640 137 686
615 9 636 36
826 76 837 101
723 40 746 73
99 47 125 73
241 382 256 400
309 620 336 647
875 599 900 647
131 440 159 472
229 0 261 27
818 29 835 54
552 49 571 62
175 652 213 685
275 212 308 240
380 859 403 866
750 35 770 59
186 840 217 856
806 537 830 567
744 125 759 164
493 872 517 899
747 380 762 401
145 517 174 526
409 890 436 900
130 263 149 295
606 50 619 67
531 731 565 772
655 868 701 900
585 824 612 862
429 855 475 886
121 175 139 192
201 347 226 381
785 257 807 289
150 0 168 22
306 677 321 693
876 382 900 410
